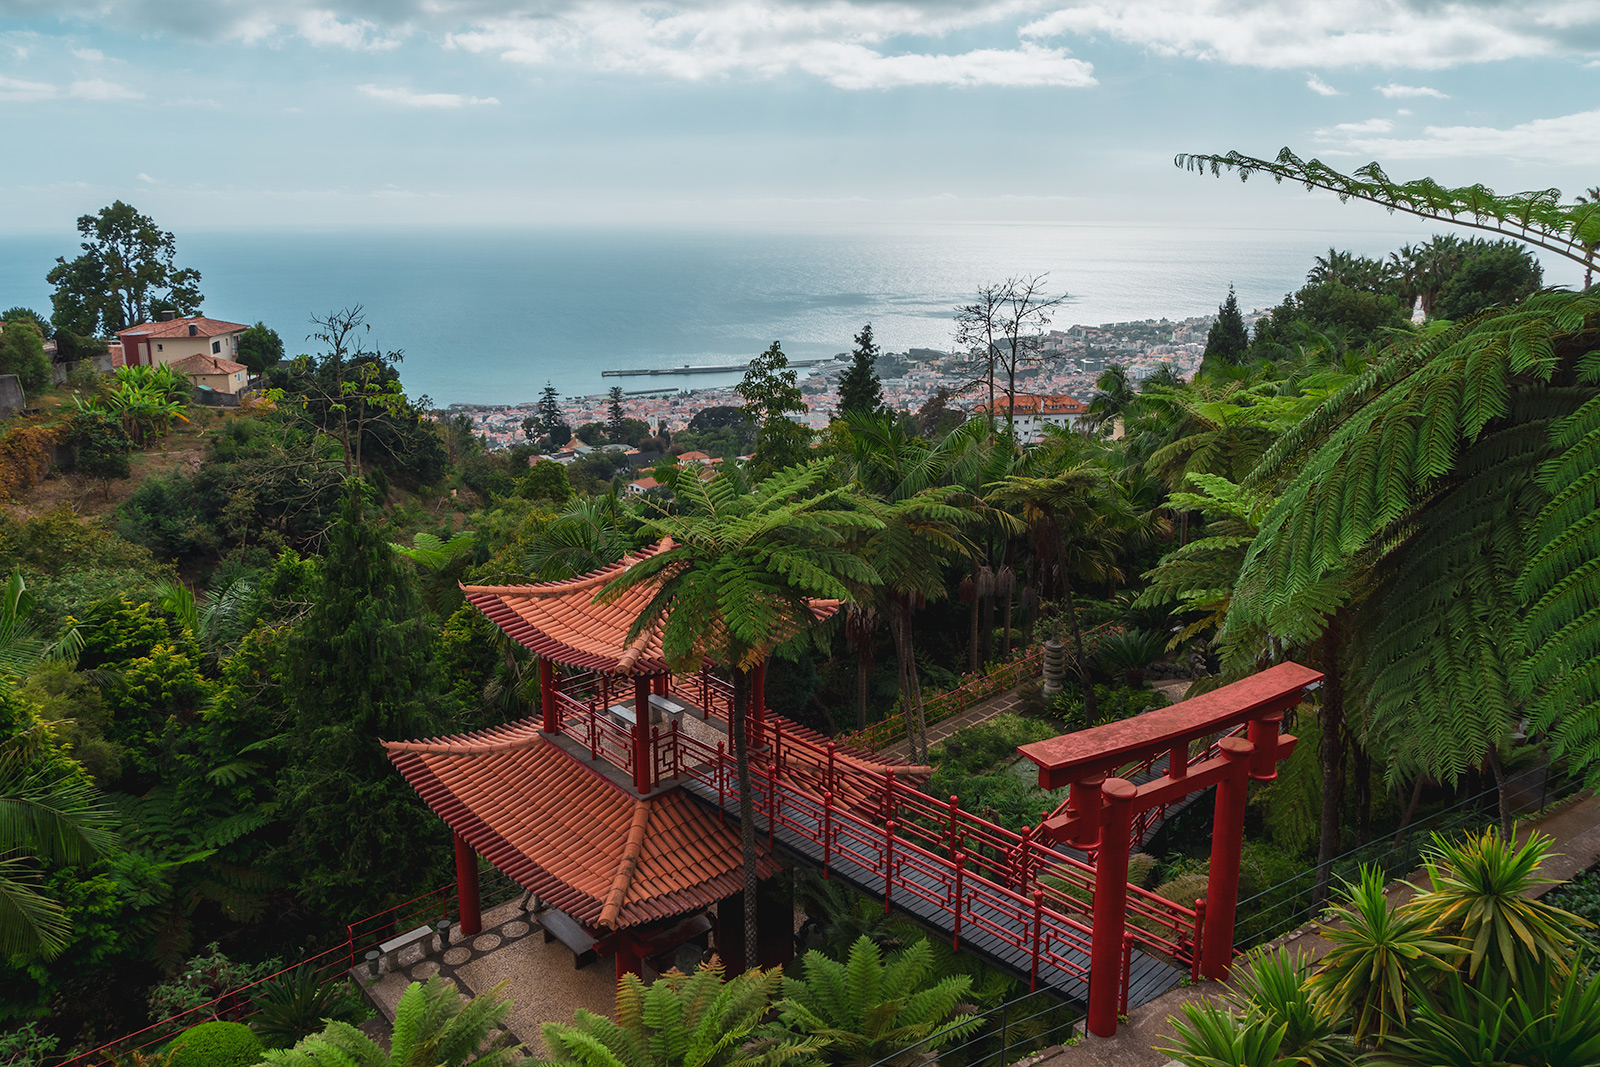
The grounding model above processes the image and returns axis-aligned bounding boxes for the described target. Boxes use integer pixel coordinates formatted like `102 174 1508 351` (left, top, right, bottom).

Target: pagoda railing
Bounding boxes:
551 688 638 780
660 722 1201 1004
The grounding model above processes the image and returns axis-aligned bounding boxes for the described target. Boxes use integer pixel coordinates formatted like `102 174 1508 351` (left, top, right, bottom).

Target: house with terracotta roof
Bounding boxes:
625 475 660 495
170 352 249 395
116 313 249 370
970 392 1088 443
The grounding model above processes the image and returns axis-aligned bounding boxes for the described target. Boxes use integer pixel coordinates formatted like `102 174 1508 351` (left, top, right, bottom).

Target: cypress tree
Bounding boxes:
837 322 885 417
278 485 454 917
1201 285 1250 375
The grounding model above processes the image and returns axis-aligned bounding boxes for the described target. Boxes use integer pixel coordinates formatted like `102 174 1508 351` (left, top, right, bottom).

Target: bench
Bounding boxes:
377 924 438 971
648 694 688 725
542 908 598 969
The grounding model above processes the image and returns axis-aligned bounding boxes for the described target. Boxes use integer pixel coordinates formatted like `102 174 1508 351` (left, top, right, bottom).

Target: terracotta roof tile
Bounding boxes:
116 315 250 339
387 726 778 930
462 540 839 676
170 353 247 375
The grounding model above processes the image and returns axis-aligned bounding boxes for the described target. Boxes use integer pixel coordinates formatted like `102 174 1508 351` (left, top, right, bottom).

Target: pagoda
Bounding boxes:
386 540 922 978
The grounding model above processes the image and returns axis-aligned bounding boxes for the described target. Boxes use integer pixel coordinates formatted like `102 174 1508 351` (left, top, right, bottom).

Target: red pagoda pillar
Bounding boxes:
1086 778 1135 1037
750 662 767 749
454 832 482 936
1200 737 1255 979
540 659 557 733
633 677 652 794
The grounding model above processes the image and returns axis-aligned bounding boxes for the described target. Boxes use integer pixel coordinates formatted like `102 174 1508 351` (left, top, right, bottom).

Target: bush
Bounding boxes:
0 318 52 395
250 966 371 1049
63 409 133 480
165 1021 261 1067
1152 872 1209 910
928 714 1059 778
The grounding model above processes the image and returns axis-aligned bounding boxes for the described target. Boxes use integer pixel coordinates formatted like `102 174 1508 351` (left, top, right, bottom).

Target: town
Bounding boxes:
449 315 1211 449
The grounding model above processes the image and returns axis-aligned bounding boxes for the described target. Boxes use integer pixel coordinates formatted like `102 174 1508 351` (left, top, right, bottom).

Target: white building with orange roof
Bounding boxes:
116 313 249 370
970 391 1088 443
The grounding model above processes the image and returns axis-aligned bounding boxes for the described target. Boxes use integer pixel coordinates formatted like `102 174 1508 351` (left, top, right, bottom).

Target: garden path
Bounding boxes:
1026 791 1600 1067
881 687 1025 761
881 679 1194 763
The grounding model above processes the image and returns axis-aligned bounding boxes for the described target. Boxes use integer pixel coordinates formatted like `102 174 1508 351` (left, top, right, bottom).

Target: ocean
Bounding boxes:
0 221 1482 407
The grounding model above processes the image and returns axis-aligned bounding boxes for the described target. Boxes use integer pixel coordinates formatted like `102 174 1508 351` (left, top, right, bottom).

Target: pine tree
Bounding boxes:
1201 285 1250 376
278 485 455 916
537 382 563 435
606 386 626 437
837 322 884 418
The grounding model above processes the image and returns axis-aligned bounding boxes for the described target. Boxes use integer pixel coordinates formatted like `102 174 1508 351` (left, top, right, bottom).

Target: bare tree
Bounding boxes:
953 275 1066 439
291 306 410 476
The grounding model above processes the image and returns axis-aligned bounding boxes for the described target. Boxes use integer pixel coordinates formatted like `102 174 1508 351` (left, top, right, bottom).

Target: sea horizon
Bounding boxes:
4 220 1575 408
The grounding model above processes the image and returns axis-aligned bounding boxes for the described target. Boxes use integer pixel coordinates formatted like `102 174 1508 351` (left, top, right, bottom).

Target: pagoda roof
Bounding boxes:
462 540 841 676
387 722 779 931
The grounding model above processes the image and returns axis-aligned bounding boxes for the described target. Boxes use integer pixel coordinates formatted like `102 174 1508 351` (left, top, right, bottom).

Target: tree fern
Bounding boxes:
1216 290 1600 784
541 965 813 1067
778 936 981 1067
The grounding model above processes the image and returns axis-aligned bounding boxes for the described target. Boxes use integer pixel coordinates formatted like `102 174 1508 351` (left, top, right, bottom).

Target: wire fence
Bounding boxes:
859 987 1082 1067
1232 760 1580 948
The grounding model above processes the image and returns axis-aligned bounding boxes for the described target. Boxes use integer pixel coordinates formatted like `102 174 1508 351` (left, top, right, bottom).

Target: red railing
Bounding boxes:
57 872 521 1067
553 690 637 777
658 716 1197 1002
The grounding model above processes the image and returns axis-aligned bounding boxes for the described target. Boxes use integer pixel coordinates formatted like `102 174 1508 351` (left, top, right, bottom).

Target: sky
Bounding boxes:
1 0 1597 233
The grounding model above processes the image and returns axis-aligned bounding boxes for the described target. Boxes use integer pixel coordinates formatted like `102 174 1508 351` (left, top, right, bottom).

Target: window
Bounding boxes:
212 341 221 354
157 343 163 352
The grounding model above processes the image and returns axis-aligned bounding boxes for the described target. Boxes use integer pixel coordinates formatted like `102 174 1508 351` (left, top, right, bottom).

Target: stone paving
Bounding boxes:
356 896 617 1056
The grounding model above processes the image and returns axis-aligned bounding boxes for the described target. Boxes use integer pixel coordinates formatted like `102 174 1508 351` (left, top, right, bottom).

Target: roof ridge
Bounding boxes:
599 801 652 929
460 538 673 598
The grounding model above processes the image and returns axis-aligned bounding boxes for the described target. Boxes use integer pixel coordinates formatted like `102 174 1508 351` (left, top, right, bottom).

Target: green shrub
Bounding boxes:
929 714 1060 778
1127 852 1159 889
1153 872 1210 911
250 966 371 1049
165 1021 261 1067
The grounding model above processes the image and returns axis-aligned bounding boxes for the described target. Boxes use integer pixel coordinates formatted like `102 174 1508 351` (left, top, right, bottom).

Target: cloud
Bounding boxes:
294 10 402 51
137 172 156 183
1376 82 1447 98
0 75 57 101
1318 117 1393 135
1318 108 1600 165
358 84 500 107
448 4 1094 89
1021 0 1598 69
0 73 141 101
70 46 105 61
68 78 141 100
1306 73 1340 96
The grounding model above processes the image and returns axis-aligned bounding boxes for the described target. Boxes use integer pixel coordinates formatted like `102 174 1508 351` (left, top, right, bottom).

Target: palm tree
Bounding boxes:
599 460 881 955
1084 363 1136 437
261 977 524 1066
838 414 987 759
541 963 817 1067
525 492 632 581
778 936 981 1067
0 735 119 958
987 463 1136 723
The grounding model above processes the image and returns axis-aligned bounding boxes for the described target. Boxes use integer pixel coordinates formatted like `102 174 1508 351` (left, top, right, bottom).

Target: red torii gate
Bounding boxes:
1019 661 1322 1037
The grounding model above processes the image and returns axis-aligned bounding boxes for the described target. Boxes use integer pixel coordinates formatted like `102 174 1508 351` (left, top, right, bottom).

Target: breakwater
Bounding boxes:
602 357 841 377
